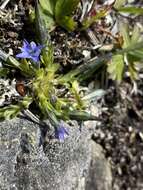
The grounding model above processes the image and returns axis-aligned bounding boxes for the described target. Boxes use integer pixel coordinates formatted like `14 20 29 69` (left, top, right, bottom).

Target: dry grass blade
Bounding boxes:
0 0 10 9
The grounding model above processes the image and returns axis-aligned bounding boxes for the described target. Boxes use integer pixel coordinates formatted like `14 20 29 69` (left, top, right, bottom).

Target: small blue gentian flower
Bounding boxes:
55 121 69 141
16 40 43 62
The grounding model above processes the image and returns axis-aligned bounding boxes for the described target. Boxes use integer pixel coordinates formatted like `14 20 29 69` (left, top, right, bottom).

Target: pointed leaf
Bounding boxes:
128 62 139 81
68 110 101 121
35 0 55 41
56 16 77 31
55 0 80 31
81 9 108 30
82 89 105 102
39 0 57 16
131 25 141 45
118 7 143 15
129 49 143 60
55 0 80 17
119 21 130 49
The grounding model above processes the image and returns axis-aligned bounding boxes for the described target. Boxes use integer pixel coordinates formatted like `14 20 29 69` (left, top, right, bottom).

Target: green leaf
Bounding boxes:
116 41 143 55
127 52 142 62
117 23 143 61
76 56 106 82
82 89 105 102
107 54 124 83
130 25 141 45
129 49 143 60
5 56 21 69
114 0 126 9
115 23 143 83
36 0 80 32
0 49 35 77
55 0 80 17
55 0 80 31
71 80 84 109
19 59 36 77
128 62 139 81
35 0 55 42
41 43 54 68
81 9 107 30
39 0 57 16
59 55 108 83
0 68 9 77
119 23 142 50
38 94 60 126
68 110 100 121
56 16 77 31
119 21 130 48
117 7 143 15
0 97 32 121
0 105 20 121
20 96 33 109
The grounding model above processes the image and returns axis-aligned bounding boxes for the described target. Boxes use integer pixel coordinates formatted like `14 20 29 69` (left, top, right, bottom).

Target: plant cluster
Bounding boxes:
0 0 143 141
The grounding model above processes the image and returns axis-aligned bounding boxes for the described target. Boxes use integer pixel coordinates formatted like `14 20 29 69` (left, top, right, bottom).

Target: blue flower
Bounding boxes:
16 40 43 62
55 121 69 141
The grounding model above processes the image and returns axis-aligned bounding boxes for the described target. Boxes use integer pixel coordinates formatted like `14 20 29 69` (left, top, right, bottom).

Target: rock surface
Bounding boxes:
0 118 112 190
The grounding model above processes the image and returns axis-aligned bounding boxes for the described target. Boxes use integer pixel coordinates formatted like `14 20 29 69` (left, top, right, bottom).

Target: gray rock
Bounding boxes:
0 118 112 190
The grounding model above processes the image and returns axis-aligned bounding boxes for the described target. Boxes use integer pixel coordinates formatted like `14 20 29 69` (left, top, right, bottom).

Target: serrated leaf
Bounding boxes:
107 54 124 83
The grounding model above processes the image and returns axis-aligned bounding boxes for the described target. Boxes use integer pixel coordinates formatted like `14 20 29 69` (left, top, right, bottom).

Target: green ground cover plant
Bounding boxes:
0 0 143 140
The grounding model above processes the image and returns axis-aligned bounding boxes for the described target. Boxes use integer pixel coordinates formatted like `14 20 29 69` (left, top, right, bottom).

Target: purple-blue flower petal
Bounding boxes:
23 39 31 50
55 122 69 141
30 41 37 50
16 52 30 58
30 55 40 62
37 45 44 50
16 40 43 62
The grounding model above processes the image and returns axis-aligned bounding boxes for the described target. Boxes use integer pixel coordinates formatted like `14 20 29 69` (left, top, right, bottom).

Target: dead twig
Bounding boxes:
0 0 10 10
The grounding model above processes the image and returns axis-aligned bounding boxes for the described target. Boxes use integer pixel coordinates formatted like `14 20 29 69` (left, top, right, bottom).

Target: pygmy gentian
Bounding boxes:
16 40 43 62
55 121 69 141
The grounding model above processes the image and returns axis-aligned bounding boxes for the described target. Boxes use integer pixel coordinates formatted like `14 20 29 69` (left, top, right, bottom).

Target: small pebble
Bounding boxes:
128 126 133 133
82 50 91 60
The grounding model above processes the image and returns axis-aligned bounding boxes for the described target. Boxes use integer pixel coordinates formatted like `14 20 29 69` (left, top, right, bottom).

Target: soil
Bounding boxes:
93 82 143 190
0 0 143 189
